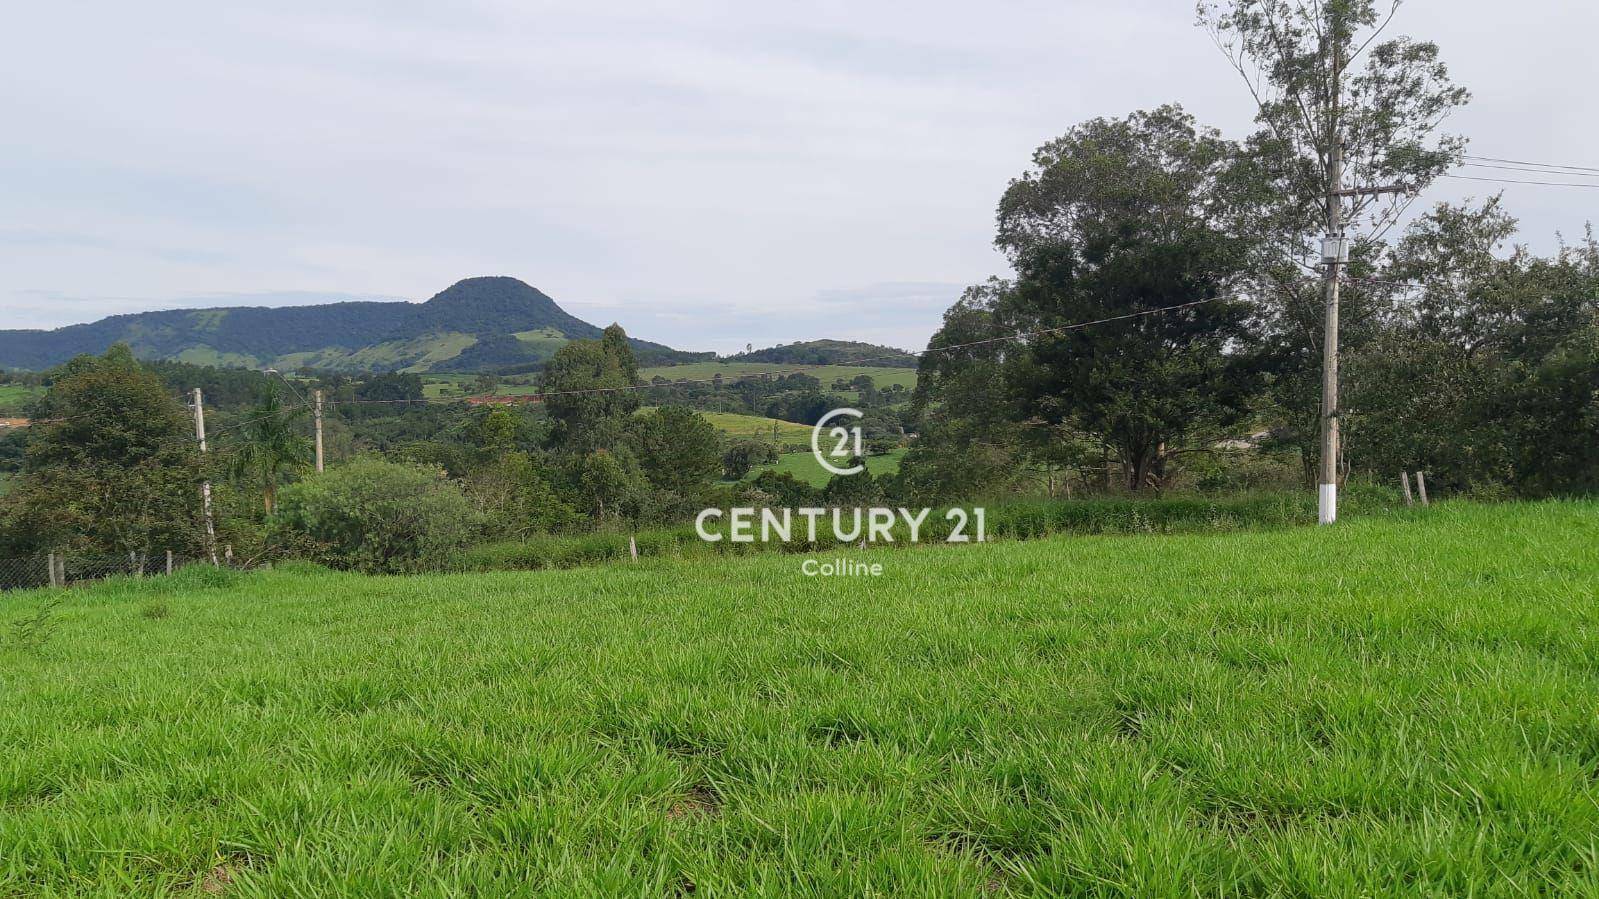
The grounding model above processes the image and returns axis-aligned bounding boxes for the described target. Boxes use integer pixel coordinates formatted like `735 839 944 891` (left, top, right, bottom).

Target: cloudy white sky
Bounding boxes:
2 0 1594 353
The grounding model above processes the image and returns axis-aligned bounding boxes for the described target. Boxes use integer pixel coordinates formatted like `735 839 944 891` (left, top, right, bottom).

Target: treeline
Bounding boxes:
896 0 1599 503
901 135 1599 501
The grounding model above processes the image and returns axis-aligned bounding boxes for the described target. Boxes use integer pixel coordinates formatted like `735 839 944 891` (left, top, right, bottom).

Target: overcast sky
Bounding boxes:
2 0 1594 353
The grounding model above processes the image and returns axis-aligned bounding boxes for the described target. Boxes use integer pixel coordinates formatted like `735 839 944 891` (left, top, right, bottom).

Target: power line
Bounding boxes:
1461 162 1599 180
19 297 1233 446
1463 154 1599 175
327 296 1229 406
1442 173 1599 189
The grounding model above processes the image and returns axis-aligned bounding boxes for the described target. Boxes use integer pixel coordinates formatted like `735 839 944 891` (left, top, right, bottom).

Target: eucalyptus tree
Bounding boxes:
1197 0 1471 483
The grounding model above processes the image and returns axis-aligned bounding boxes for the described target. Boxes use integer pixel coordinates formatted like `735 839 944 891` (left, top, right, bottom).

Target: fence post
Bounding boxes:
1416 471 1429 506
1400 472 1413 506
629 535 638 562
46 552 58 588
166 549 174 576
224 544 234 566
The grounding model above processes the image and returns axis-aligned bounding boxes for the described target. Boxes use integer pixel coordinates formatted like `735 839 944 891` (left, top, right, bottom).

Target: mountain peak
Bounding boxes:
421 276 556 308
401 276 589 338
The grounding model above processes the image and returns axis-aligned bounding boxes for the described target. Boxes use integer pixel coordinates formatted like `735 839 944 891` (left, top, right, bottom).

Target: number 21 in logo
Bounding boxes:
812 408 865 476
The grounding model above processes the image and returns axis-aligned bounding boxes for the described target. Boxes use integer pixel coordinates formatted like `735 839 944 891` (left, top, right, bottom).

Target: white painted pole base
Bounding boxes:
1318 483 1337 524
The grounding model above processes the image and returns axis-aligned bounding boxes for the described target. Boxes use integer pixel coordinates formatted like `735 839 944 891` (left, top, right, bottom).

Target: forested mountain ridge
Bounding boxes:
0 277 698 372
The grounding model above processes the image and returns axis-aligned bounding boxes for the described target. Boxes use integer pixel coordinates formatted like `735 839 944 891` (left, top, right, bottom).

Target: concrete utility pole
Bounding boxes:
1316 16 1412 525
313 389 325 473
1317 30 1346 526
193 388 218 564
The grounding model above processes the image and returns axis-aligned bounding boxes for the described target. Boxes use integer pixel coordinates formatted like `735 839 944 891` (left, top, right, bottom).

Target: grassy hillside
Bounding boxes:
641 361 918 391
3 502 1597 894
691 410 815 443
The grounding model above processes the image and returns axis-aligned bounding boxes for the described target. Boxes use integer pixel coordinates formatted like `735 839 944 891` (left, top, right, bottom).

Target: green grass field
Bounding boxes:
750 448 907 486
0 384 44 415
4 502 1598 895
690 411 815 443
641 361 917 391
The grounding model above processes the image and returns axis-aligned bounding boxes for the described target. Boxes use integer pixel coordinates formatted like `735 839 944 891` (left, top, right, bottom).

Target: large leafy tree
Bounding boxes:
541 325 640 453
902 282 1038 501
0 345 205 555
1350 204 1599 494
1198 0 1471 479
628 405 721 499
994 106 1261 492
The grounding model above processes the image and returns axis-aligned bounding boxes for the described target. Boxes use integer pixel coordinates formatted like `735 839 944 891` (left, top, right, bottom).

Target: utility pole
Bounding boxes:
1317 29 1346 526
193 388 218 564
1319 171 1343 521
313 389 325 473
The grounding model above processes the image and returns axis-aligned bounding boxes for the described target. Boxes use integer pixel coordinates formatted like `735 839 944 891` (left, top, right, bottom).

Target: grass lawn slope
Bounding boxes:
2 502 1598 895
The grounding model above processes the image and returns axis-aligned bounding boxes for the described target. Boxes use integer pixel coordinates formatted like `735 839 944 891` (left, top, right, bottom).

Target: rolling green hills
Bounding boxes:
0 277 697 374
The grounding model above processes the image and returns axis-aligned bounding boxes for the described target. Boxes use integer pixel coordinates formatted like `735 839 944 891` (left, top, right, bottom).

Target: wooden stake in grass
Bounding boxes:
1401 472 1414 506
1416 472 1429 506
166 549 174 576
629 535 638 562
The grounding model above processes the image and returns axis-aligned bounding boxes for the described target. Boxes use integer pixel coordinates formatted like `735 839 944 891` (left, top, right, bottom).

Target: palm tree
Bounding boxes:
230 383 312 514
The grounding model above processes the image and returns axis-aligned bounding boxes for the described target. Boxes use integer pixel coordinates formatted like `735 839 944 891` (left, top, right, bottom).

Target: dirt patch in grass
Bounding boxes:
666 783 722 821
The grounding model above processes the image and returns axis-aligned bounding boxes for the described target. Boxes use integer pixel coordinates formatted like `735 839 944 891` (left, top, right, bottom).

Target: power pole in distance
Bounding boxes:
192 388 218 564
313 389 325 473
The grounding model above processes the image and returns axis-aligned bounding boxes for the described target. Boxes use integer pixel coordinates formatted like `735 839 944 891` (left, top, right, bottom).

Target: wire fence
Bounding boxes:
0 550 235 592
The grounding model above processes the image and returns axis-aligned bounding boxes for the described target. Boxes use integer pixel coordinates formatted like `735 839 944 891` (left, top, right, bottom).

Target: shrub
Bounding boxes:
722 439 778 480
274 458 478 573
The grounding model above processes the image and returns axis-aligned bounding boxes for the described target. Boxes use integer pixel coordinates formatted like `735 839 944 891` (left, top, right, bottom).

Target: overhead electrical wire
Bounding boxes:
1462 154 1599 175
1442 173 1599 189
325 296 1228 406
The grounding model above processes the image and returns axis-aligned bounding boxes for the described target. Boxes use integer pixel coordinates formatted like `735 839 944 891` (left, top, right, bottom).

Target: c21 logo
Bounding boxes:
812 407 865 476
